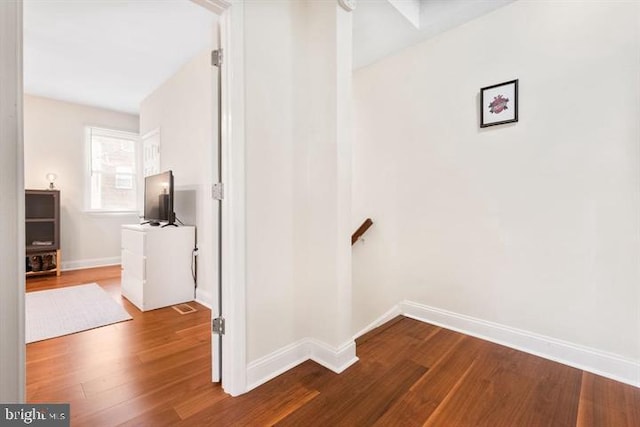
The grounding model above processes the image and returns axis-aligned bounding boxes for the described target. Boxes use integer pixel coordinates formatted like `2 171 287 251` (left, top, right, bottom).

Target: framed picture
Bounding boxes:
480 79 518 128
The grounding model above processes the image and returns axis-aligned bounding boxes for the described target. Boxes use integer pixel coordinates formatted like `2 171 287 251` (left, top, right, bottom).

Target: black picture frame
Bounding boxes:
480 79 518 128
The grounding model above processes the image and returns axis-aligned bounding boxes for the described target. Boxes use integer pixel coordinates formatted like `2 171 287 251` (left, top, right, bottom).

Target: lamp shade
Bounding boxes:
46 173 57 190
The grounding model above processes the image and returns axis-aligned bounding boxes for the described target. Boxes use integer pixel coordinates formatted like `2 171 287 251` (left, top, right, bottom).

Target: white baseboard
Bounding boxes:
246 340 311 392
242 299 640 394
353 304 402 340
246 338 358 393
400 300 640 388
309 339 359 374
61 256 120 272
195 288 213 309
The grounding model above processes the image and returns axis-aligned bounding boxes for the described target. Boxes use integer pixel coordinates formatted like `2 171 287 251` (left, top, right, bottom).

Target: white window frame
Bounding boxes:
85 126 140 214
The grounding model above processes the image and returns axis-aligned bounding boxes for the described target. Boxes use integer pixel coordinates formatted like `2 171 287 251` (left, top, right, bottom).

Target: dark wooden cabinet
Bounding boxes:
25 189 61 276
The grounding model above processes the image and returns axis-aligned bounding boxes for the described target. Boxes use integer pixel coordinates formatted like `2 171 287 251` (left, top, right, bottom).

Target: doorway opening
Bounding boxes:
20 0 241 412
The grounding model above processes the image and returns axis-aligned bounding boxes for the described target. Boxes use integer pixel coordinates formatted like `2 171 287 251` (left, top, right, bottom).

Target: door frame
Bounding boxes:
0 0 26 403
194 0 248 398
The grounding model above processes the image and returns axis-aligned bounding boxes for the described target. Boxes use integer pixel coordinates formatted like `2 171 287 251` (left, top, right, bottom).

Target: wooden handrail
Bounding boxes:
352 218 373 245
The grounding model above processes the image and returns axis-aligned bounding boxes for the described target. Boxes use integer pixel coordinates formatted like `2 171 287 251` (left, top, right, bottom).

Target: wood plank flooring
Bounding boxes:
27 267 640 426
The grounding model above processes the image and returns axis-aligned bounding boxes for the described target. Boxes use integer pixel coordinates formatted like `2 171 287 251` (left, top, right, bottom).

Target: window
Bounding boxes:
86 127 139 212
115 166 134 190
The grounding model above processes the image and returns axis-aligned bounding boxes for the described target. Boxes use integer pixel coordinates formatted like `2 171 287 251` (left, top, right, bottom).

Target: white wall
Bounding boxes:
291 0 353 351
244 1 296 361
139 49 216 307
353 0 640 367
23 95 139 270
244 0 354 366
0 0 25 402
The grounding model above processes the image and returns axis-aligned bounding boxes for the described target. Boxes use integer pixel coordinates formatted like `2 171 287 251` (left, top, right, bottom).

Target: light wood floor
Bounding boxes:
27 266 640 426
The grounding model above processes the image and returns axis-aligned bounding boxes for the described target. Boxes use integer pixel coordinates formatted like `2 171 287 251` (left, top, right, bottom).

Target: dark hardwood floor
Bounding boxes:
27 267 640 426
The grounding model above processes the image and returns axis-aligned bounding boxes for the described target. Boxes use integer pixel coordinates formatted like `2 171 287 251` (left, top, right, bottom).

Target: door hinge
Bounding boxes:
212 317 225 335
212 183 224 200
212 49 223 67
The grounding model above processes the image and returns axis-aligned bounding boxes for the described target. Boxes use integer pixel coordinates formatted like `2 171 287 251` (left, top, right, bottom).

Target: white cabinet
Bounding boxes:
121 224 195 311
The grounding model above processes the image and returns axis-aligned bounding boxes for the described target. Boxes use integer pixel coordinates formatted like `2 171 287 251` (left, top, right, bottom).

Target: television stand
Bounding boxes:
121 224 195 311
161 223 178 228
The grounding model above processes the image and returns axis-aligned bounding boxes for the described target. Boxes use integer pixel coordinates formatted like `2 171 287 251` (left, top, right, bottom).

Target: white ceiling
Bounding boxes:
24 0 216 114
353 0 516 69
23 0 514 114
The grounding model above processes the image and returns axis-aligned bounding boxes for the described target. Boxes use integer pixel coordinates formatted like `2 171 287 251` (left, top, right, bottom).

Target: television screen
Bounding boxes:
144 170 174 225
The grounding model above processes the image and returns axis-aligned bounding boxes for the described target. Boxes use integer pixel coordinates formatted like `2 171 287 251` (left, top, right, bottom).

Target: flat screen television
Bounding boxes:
143 170 175 226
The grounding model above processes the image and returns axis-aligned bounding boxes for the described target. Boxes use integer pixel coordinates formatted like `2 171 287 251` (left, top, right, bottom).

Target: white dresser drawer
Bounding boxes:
121 249 145 281
121 274 144 310
121 229 145 256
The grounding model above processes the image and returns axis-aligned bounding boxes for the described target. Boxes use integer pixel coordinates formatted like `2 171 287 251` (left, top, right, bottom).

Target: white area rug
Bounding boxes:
26 283 132 344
